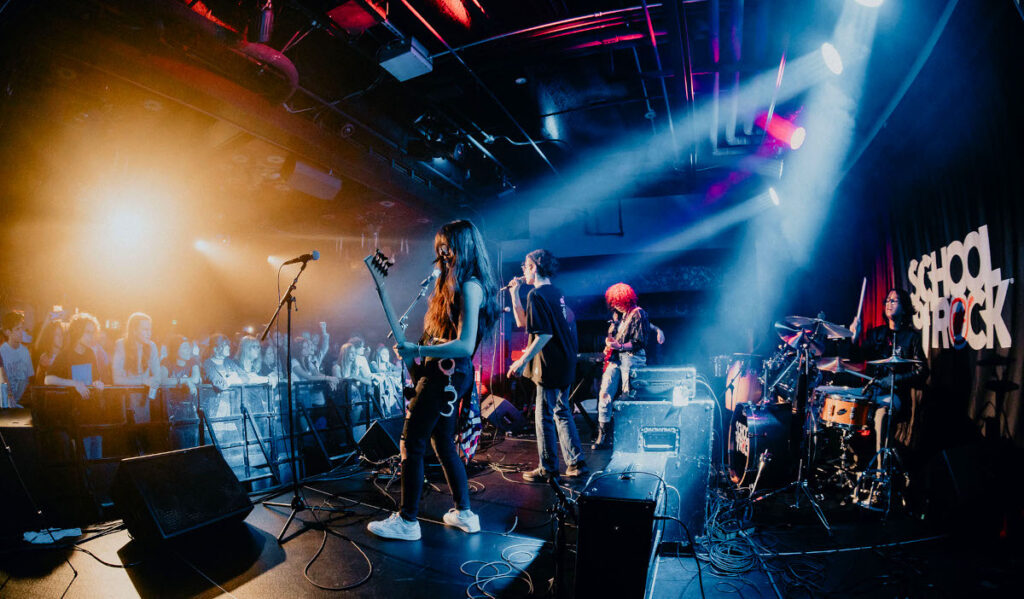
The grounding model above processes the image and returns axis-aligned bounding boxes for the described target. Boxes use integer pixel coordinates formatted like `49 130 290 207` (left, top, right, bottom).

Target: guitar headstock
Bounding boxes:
364 249 395 288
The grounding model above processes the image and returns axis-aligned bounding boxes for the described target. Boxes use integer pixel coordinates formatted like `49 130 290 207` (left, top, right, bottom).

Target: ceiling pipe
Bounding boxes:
398 0 559 176
709 0 720 150
664 0 699 177
641 0 679 164
725 0 744 145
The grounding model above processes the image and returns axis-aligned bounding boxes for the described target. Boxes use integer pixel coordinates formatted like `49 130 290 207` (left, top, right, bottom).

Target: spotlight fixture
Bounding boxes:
768 187 780 206
821 43 843 75
854 0 884 7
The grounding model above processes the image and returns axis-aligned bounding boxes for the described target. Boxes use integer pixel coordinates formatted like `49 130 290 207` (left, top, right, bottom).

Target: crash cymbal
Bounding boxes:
867 355 923 366
774 321 799 337
781 315 854 339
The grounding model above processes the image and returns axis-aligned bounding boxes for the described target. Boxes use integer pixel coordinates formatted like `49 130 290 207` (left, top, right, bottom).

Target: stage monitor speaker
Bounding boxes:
111 445 252 543
480 395 527 433
612 399 714 537
574 469 662 598
357 416 404 462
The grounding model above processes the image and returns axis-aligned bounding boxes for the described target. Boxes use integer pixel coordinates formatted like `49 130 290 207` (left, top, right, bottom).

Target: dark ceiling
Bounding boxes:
0 0 952 242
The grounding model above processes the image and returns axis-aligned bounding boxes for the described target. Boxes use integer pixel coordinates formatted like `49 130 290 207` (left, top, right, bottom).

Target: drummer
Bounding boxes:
849 288 929 462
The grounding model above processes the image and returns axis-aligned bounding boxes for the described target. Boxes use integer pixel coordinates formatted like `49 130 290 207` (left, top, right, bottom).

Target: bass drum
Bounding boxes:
724 354 763 411
729 402 792 490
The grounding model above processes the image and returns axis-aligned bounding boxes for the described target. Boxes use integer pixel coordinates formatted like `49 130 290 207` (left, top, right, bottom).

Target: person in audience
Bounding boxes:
112 312 161 397
162 334 201 395
33 319 67 385
260 342 281 377
45 313 108 457
202 334 245 391
1 310 34 407
291 337 339 390
232 335 277 385
333 337 375 384
370 344 403 414
44 315 106 394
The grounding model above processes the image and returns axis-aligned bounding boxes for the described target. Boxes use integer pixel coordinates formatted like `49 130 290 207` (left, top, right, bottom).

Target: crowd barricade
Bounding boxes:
25 378 406 521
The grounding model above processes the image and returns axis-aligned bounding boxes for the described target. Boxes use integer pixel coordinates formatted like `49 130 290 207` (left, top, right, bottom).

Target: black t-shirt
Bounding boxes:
526 284 578 388
50 346 101 384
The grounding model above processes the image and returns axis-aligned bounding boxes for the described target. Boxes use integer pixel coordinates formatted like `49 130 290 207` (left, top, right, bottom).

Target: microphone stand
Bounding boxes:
259 260 346 543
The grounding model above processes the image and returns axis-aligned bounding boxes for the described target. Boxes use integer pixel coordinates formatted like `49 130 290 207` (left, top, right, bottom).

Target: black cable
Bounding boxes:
656 515 706 599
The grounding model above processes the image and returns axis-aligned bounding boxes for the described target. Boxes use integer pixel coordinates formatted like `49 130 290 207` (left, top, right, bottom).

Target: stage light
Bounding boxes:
267 255 275 264
854 0 884 7
790 127 807 150
768 187 780 206
194 239 210 253
821 43 843 75
755 113 805 150
106 209 149 249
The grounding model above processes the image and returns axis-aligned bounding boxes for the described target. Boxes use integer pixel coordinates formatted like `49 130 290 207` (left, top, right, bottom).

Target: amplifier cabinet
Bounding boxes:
574 470 663 599
611 399 714 538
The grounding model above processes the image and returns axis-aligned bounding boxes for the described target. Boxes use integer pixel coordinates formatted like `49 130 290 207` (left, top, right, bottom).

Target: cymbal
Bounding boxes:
867 355 922 366
780 330 824 356
816 357 869 378
781 315 854 339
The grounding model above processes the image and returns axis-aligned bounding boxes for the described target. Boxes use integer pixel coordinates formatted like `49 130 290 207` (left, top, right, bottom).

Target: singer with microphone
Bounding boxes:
507 249 588 482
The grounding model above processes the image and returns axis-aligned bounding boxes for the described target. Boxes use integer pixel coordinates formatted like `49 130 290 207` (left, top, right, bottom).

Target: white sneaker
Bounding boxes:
367 512 421 540
443 508 480 533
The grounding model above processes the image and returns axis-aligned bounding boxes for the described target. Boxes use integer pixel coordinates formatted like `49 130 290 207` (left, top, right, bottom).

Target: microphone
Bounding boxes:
420 268 441 287
501 276 525 291
281 250 320 266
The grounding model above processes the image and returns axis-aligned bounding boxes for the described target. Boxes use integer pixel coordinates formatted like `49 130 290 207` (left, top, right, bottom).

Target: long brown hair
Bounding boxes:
423 219 499 342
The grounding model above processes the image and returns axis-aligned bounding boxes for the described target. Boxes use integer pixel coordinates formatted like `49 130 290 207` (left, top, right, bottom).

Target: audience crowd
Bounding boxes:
0 308 403 412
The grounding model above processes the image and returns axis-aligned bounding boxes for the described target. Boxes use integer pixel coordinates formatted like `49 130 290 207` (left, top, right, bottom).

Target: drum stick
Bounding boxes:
853 277 866 328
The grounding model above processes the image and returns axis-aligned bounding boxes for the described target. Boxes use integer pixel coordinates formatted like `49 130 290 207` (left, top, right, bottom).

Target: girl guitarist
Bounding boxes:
367 219 499 541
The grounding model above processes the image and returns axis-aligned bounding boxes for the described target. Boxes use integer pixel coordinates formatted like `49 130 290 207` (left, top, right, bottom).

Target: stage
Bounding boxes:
2 417 1019 599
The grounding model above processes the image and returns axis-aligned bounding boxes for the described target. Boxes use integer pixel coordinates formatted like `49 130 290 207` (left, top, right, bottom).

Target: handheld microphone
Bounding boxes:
420 268 441 287
501 276 525 291
282 250 320 266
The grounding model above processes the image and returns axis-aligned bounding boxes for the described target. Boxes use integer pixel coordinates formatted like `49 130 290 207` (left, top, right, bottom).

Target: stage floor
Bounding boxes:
1 419 1020 598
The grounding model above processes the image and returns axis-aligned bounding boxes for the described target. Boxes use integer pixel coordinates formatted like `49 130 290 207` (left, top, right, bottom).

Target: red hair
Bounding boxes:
605 283 638 312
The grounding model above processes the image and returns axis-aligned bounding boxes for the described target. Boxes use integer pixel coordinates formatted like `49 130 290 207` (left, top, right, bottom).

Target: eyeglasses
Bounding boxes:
521 261 534 271
885 298 900 304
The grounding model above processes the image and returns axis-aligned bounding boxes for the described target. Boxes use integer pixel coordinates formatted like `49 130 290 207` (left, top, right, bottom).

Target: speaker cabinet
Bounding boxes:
111 445 253 543
357 417 404 462
574 470 662 598
612 399 714 537
480 395 527 433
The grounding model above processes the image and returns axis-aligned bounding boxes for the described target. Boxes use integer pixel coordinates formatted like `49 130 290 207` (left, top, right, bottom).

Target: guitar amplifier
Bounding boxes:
629 366 697 404
574 456 665 599
612 398 714 538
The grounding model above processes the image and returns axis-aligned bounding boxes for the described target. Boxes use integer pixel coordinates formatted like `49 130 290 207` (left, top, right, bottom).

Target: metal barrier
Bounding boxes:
25 378 401 518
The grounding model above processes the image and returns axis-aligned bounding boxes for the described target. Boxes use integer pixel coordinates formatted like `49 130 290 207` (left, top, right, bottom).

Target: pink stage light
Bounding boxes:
755 113 806 150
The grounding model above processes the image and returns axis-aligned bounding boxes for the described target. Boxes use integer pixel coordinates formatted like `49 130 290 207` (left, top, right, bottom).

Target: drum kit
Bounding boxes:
723 314 922 528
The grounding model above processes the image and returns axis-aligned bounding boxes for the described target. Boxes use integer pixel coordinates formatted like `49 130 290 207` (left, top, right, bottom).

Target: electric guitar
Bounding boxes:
363 250 415 374
364 250 460 415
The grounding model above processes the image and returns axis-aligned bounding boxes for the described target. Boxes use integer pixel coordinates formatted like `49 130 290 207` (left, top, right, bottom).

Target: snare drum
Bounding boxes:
724 354 763 411
814 386 873 430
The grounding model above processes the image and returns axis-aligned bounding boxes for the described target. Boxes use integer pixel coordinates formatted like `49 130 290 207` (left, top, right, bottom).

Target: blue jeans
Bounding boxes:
535 384 584 473
400 358 472 520
597 352 646 423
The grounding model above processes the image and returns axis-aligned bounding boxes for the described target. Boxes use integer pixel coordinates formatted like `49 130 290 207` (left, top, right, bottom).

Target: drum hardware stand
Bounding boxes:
852 346 915 519
259 261 348 543
547 475 576 598
752 328 834 536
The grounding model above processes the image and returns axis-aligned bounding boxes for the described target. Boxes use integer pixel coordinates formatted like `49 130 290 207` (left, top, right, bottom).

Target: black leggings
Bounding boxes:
400 357 473 520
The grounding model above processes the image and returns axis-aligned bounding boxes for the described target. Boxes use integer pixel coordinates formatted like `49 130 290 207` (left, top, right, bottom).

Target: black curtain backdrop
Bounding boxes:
843 0 1024 450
